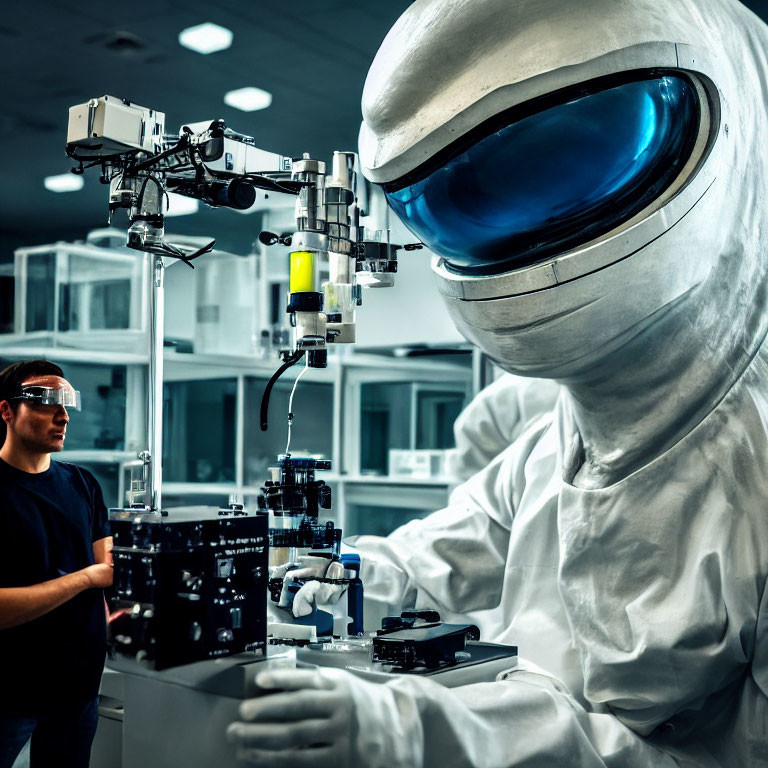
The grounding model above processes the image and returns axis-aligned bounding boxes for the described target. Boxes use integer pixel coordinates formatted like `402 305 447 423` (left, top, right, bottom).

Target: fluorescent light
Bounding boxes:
224 87 272 112
178 22 233 54
165 193 199 217
44 173 84 193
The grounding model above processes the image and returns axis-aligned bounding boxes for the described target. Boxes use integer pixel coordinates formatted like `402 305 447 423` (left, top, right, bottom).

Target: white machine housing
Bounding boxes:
67 96 165 157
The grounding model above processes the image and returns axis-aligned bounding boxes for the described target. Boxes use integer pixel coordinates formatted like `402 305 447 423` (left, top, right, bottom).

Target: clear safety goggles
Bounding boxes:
383 72 703 275
13 385 82 411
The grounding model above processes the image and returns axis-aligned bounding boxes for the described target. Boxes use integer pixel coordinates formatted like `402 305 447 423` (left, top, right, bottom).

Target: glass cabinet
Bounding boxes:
162 378 238 483
358 379 468 475
0 263 13 334
242 375 334 487
344 503 430 538
6 241 148 354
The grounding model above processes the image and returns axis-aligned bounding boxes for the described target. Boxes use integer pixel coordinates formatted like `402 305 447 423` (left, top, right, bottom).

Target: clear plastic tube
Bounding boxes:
285 356 310 455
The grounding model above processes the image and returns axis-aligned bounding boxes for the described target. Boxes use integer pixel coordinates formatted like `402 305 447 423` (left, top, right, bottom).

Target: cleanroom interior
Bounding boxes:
0 0 482 537
5 2 768 767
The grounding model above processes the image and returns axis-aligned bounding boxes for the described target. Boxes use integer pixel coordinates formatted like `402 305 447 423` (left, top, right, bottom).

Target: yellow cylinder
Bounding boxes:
290 251 317 293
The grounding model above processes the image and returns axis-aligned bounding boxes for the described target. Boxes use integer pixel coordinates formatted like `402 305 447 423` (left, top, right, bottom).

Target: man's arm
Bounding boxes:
0 563 113 631
92 536 113 566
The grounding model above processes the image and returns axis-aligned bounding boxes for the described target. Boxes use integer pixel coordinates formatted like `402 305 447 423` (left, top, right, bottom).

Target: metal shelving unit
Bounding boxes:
160 348 472 535
0 236 478 537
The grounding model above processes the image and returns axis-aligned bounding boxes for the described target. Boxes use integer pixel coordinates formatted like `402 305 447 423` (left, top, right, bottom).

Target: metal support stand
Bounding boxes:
146 254 165 512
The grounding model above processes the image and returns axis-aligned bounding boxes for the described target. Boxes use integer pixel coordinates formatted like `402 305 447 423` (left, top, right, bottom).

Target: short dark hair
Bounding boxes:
0 359 65 447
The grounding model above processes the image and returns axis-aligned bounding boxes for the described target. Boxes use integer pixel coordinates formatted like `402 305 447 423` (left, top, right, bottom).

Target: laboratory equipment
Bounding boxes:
107 507 268 670
65 95 383 667
388 448 450 479
258 454 364 637
65 96 415 376
61 89 515 768
95 610 517 768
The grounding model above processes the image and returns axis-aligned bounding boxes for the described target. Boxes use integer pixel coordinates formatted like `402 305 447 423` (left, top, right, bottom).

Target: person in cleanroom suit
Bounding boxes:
451 375 560 481
227 0 768 765
271 373 560 618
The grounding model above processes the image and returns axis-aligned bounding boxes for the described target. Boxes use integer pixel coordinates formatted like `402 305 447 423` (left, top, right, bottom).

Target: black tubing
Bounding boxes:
260 350 305 431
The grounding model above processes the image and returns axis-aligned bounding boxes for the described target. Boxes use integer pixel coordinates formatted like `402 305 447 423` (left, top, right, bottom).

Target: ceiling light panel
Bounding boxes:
179 22 233 54
224 87 273 112
44 174 84 193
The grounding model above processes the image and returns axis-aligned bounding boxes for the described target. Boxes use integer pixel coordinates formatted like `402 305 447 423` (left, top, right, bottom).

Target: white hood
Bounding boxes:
360 0 768 487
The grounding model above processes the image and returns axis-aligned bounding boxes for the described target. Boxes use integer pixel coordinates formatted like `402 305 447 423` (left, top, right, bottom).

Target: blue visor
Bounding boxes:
384 74 702 275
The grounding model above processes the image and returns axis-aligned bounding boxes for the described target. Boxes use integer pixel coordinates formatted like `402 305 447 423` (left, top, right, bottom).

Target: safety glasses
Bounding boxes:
12 386 82 411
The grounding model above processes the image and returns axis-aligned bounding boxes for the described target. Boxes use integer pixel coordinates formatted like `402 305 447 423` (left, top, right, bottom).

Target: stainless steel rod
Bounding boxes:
146 253 165 511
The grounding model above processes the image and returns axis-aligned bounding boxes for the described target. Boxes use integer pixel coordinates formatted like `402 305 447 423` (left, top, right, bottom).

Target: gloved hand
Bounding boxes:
226 667 356 768
269 555 347 618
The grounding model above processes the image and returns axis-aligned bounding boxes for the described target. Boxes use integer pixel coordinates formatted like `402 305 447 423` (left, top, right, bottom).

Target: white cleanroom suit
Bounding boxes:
268 373 560 622
276 373 560 619
230 0 768 765
450 374 559 481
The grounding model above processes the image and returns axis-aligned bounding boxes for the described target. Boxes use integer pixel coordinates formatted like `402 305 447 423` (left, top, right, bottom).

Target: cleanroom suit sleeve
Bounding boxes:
345 419 548 617
347 663 681 768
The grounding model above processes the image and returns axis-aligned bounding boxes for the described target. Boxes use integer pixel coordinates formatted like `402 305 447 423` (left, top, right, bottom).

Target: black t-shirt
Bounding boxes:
0 458 111 715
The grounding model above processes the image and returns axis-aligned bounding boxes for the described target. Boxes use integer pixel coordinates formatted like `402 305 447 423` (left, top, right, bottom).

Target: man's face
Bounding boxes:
1 375 74 454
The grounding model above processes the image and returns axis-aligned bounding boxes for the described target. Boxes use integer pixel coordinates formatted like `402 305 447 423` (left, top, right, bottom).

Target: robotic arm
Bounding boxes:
66 95 413 383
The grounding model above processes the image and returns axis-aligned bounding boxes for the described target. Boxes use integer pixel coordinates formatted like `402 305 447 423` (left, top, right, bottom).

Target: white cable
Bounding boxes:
285 356 310 455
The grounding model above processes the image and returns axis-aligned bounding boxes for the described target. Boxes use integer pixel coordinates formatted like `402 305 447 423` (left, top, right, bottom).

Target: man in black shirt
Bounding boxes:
0 360 113 768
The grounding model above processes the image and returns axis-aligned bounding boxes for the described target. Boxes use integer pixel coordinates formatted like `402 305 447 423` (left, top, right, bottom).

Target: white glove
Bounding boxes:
270 556 347 618
226 667 356 768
